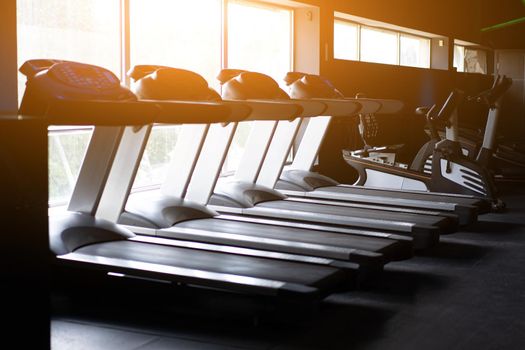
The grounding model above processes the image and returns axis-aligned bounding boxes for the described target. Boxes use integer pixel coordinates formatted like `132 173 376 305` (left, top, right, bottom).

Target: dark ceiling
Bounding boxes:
480 0 525 48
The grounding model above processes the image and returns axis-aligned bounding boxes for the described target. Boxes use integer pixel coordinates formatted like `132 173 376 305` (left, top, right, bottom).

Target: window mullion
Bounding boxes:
120 0 131 86
357 24 361 61
397 32 400 65
222 0 228 70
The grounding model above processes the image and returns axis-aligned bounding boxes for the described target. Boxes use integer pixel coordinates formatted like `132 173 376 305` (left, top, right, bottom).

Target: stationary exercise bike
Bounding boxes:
440 76 520 179
342 84 508 210
284 73 505 209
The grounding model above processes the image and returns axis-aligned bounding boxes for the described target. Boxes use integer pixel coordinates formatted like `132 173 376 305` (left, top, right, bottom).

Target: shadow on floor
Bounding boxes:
461 220 523 234
417 239 492 261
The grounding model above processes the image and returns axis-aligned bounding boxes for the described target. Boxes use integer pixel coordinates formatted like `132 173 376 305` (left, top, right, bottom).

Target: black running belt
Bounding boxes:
318 186 490 213
72 240 345 290
172 218 408 262
255 200 454 233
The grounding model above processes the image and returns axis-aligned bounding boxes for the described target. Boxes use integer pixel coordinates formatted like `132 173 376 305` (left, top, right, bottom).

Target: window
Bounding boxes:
400 34 430 68
454 44 487 74
333 16 431 69
334 20 358 61
227 0 293 83
133 125 181 191
453 45 466 72
17 0 295 202
130 0 222 90
360 26 398 65
47 127 92 205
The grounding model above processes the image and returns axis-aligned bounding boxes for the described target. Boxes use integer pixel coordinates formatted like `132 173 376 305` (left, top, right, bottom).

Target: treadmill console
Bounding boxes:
47 62 121 91
19 59 136 115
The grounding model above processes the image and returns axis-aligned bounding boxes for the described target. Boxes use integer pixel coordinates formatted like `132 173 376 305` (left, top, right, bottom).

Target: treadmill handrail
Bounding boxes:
343 98 382 114
222 99 303 121
44 99 158 125
309 98 363 117
146 100 248 124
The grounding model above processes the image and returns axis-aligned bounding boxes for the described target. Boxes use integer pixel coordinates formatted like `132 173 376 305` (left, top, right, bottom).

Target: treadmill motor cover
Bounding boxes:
284 72 345 100
129 65 222 101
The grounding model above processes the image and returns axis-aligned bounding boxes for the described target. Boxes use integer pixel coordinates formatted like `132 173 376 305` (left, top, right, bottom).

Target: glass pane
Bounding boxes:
227 0 292 82
360 26 398 65
221 122 252 174
465 49 487 74
48 128 92 206
17 0 121 103
334 20 358 61
130 0 222 90
133 125 182 190
453 45 465 72
400 34 430 68
226 1 293 176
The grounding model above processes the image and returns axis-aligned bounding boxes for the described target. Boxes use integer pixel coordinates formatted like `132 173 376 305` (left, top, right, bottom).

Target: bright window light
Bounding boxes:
130 0 222 90
360 26 398 65
48 128 92 206
334 20 358 61
400 34 430 68
227 0 292 83
334 15 433 70
133 125 182 191
453 45 466 72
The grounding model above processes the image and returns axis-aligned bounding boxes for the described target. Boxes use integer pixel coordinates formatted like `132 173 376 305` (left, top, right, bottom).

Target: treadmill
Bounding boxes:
215 69 482 227
98 65 414 270
125 66 456 249
22 59 355 301
268 72 491 220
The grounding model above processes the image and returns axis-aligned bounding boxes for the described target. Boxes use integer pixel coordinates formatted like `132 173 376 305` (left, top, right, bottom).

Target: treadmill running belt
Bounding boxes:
73 240 345 289
255 200 453 232
318 186 489 212
175 218 406 260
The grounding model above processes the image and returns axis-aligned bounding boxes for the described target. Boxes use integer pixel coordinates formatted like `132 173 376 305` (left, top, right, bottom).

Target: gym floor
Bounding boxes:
51 182 525 350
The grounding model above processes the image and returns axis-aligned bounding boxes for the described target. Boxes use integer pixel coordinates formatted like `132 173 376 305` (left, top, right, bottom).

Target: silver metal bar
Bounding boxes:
96 125 152 222
257 118 302 188
290 116 331 170
68 126 123 215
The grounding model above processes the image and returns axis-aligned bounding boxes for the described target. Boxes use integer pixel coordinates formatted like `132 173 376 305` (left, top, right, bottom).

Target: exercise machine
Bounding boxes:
20 59 355 301
115 65 414 268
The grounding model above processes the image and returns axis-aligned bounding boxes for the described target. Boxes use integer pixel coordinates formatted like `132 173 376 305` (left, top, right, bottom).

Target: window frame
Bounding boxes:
453 44 488 75
333 16 432 69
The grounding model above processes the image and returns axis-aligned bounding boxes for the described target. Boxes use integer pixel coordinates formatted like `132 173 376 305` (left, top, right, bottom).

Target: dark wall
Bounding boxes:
0 0 18 112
